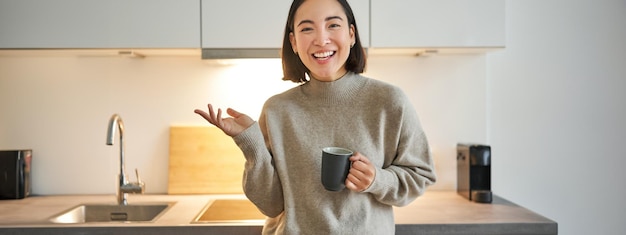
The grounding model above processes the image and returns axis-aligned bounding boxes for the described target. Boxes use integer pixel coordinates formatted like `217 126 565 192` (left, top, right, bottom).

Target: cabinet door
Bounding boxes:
0 0 200 48
201 0 291 48
201 0 369 48
370 0 504 48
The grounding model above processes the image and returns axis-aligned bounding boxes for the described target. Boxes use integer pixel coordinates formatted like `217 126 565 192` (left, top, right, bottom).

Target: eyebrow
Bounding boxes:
296 16 344 27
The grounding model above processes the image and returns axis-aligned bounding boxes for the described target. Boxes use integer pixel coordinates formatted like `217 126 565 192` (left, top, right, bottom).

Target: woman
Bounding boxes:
195 0 436 234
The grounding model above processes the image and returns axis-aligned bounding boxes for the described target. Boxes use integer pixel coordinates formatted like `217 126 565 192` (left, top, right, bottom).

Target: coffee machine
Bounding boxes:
456 143 492 203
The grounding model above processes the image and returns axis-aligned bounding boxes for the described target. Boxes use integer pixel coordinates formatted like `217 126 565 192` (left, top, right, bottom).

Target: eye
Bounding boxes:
327 20 343 31
300 27 313 33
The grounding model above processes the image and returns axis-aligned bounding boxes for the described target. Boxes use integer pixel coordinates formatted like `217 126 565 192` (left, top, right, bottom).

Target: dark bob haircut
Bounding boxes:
281 0 367 83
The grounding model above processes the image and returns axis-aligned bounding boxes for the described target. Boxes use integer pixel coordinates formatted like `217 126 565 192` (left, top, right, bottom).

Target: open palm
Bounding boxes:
194 104 254 137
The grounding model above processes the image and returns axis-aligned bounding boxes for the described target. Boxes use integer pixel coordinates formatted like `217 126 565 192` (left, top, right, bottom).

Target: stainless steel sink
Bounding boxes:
49 202 174 223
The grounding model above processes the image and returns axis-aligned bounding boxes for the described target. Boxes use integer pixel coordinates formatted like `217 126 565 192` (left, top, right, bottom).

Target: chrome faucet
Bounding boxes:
106 114 145 205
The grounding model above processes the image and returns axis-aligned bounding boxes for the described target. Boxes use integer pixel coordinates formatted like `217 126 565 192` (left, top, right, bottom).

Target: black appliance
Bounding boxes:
0 150 32 199
456 144 492 203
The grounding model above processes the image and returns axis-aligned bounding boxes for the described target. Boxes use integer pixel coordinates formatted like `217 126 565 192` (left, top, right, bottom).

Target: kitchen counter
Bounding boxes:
0 191 556 235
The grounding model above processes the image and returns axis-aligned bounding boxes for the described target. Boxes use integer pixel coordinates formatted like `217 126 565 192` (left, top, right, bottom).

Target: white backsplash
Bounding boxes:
0 53 487 194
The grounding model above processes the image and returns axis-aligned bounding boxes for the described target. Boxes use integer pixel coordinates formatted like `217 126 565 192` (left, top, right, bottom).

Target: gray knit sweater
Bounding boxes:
233 72 436 234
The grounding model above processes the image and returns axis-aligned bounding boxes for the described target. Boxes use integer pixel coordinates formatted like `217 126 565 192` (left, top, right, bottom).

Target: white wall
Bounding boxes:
487 0 626 234
0 56 294 194
0 54 486 195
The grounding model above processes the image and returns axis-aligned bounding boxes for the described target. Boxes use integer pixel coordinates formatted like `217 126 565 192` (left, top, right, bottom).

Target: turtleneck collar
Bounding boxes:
300 72 366 104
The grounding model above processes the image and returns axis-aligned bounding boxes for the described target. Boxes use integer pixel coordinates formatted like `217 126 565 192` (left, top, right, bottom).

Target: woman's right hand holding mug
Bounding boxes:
194 104 254 137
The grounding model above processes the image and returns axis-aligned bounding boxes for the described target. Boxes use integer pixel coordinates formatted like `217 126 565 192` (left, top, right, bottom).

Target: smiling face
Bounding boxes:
289 0 355 82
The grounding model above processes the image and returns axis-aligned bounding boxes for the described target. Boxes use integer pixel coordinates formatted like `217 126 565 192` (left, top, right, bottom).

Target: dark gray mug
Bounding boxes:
321 147 353 191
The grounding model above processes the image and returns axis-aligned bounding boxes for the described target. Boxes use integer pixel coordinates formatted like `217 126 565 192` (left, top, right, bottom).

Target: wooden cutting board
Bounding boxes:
168 126 245 194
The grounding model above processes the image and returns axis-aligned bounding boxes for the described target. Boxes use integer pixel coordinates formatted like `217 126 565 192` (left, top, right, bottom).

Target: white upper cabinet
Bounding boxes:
0 0 200 48
201 0 291 48
200 0 369 48
0 0 501 52
370 0 504 49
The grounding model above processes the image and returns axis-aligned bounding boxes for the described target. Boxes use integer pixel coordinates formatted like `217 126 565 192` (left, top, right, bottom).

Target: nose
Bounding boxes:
314 31 331 46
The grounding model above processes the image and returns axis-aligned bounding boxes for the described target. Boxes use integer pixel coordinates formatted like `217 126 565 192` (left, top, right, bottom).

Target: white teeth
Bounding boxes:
313 51 335 58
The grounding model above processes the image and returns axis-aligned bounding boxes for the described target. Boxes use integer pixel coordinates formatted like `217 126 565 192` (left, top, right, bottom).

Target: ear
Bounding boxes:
289 32 298 54
349 24 356 46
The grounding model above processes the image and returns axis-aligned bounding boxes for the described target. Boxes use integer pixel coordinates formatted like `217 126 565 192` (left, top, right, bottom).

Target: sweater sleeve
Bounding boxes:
362 89 437 207
232 122 284 217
